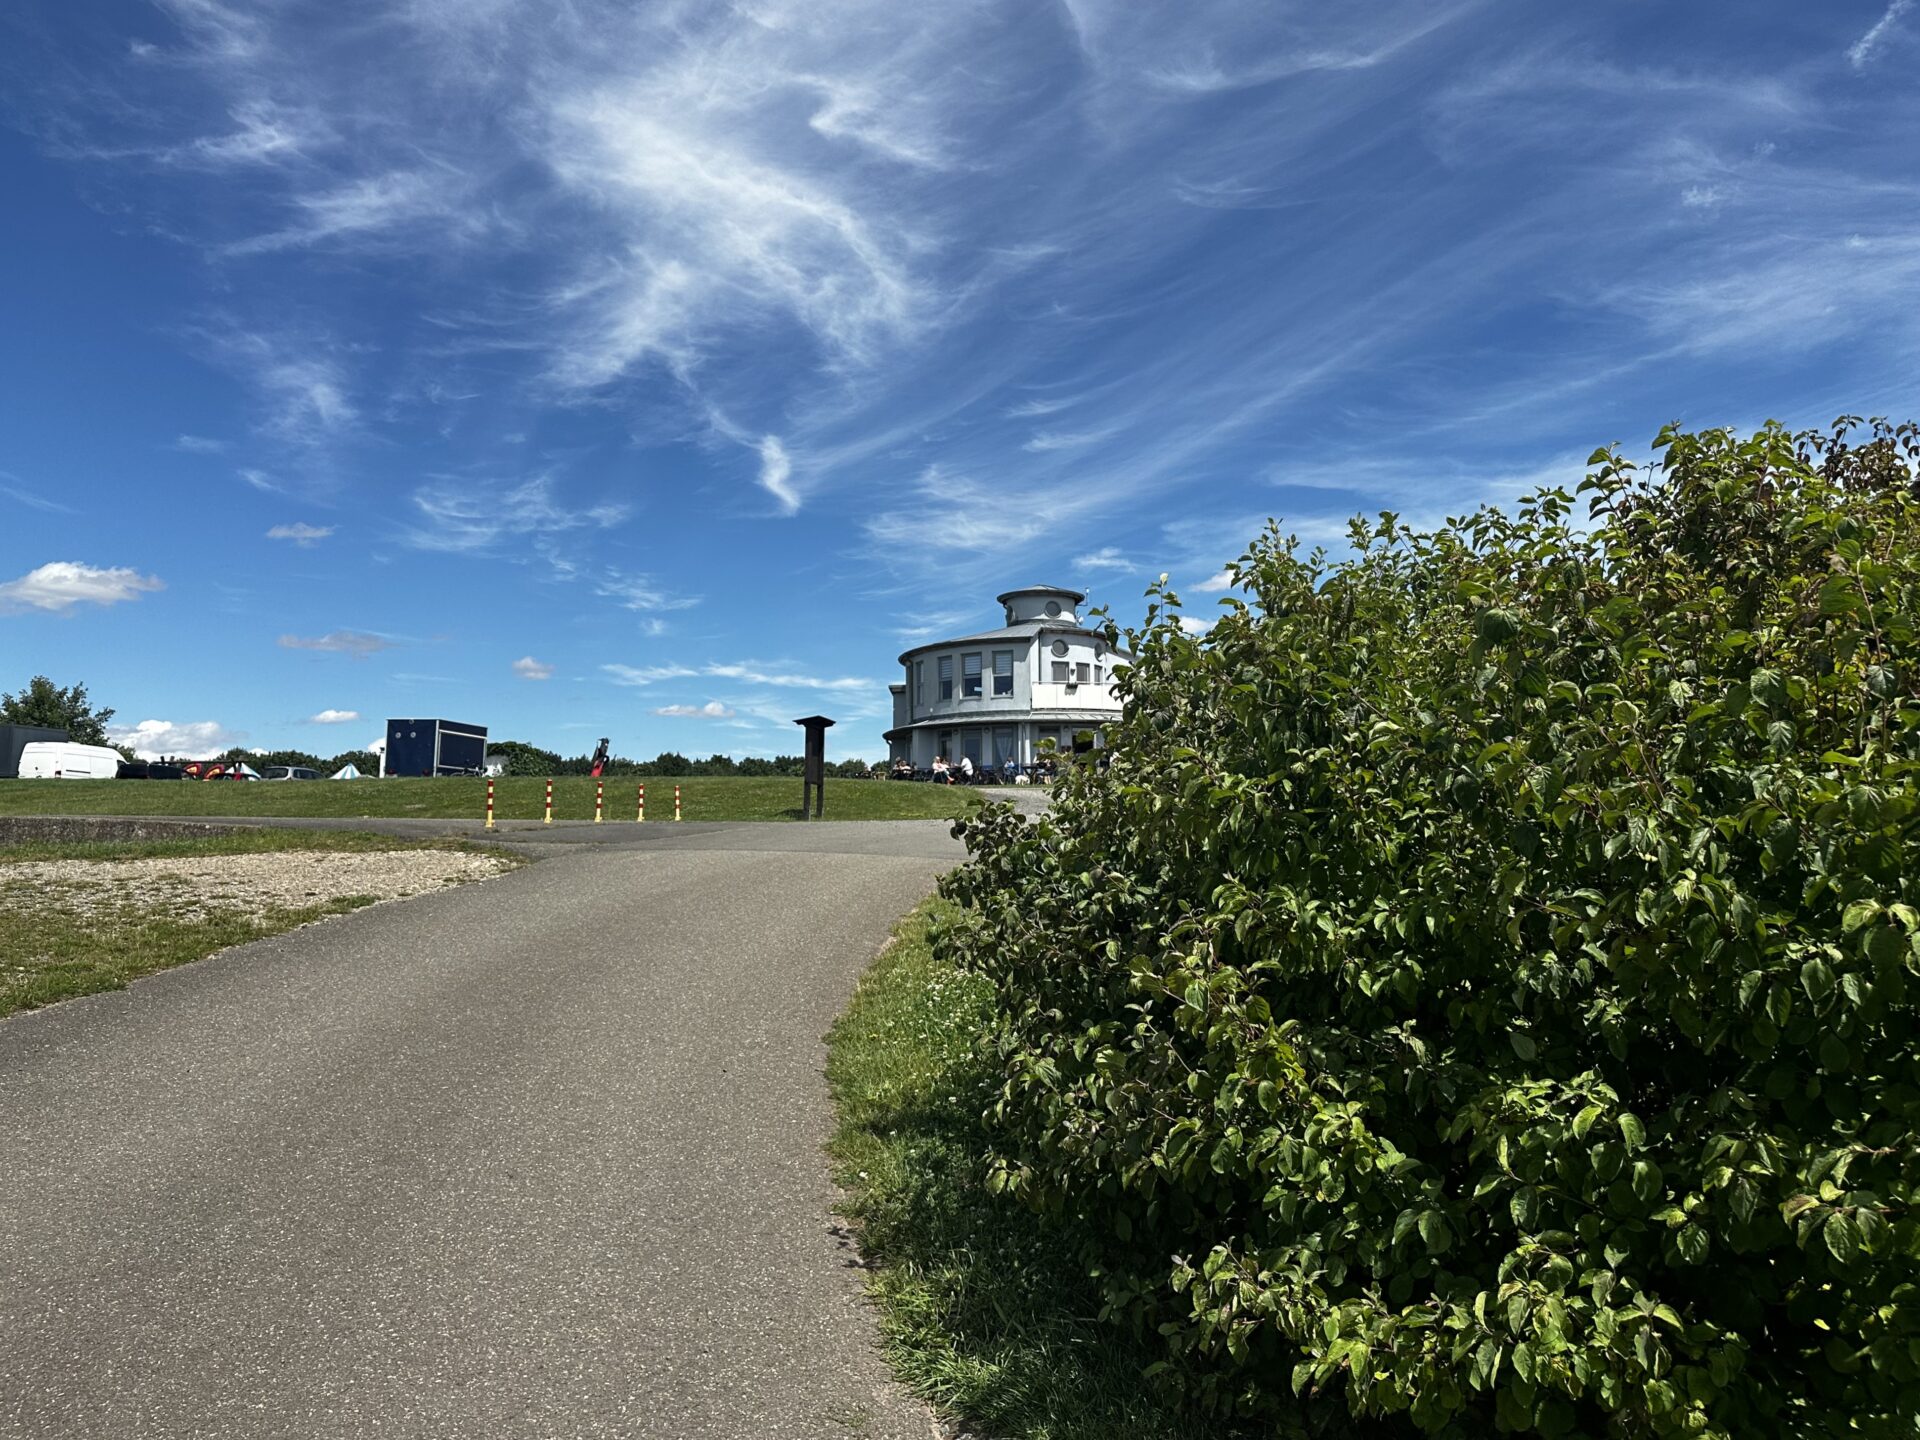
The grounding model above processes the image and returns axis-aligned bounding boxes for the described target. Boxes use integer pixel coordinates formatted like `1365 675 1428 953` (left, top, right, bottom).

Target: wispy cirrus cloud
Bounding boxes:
0 562 164 614
277 629 394 657
653 701 735 718
267 522 333 546
1849 0 1914 68
407 475 629 554
1073 546 1138 572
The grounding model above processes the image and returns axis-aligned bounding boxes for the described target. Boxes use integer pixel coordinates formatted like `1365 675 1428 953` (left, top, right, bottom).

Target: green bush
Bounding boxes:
939 421 1920 1438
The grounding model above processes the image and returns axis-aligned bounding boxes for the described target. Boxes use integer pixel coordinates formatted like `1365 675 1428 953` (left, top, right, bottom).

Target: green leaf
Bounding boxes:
1824 1212 1859 1264
1619 1113 1646 1150
1510 1031 1538 1062
1801 958 1835 1004
1572 1104 1604 1140
1418 1209 1453 1255
1675 1224 1708 1264
1631 1160 1663 1204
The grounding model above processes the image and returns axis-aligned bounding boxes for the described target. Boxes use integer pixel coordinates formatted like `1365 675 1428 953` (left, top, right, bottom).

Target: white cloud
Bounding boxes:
277 630 394 657
602 663 698 687
1024 429 1114 453
653 701 736 718
408 475 629 554
0 480 74 515
109 718 239 760
603 659 870 691
0 561 164 614
308 708 360 724
1194 569 1235 592
1849 0 1913 67
1073 546 1136 572
267 522 333 546
758 435 800 515
228 169 470 256
239 468 282 492
512 655 555 680
702 662 871 691
173 434 227 453
593 570 699 613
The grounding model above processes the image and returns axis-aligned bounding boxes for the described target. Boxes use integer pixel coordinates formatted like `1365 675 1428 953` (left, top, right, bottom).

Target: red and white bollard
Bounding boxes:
544 777 553 826
674 784 682 822
637 783 646 823
485 776 496 830
594 778 604 824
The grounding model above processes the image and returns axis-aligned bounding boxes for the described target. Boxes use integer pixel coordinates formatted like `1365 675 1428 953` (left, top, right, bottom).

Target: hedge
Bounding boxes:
938 420 1920 1437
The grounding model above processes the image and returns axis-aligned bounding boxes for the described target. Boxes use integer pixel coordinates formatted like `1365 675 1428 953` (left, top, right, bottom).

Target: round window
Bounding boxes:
1045 600 1062 617
1051 640 1069 657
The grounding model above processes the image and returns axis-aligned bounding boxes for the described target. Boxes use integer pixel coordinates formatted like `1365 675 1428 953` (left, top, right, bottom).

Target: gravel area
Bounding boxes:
0 849 515 920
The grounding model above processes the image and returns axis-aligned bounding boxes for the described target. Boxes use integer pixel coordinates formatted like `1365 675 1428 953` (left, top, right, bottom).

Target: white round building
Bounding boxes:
884 585 1131 773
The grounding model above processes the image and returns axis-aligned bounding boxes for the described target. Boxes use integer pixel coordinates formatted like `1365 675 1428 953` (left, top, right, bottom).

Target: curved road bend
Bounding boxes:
0 820 963 1439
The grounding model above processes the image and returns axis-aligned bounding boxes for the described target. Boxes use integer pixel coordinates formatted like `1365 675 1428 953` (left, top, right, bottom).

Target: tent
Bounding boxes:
330 763 363 780
230 762 262 780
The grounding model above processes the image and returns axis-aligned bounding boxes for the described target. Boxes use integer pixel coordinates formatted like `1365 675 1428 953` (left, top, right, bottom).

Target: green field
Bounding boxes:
0 774 981 823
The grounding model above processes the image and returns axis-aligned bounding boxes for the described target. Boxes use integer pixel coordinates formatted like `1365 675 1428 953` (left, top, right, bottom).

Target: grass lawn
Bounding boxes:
0 829 512 1020
0 774 982 823
826 900 1244 1440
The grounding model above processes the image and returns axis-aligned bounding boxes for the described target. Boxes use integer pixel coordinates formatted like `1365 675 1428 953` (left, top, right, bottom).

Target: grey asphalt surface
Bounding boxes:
0 821 967 1438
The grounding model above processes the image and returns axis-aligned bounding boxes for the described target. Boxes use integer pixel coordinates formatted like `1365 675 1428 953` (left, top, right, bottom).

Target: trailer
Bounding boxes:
0 723 69 779
383 718 488 777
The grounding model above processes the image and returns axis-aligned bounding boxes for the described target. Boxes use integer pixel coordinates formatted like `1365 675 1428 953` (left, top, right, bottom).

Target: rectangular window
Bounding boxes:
915 660 925 705
994 726 1015 766
962 652 983 697
1051 661 1070 683
992 650 1014 696
938 655 953 700
1076 662 1091 683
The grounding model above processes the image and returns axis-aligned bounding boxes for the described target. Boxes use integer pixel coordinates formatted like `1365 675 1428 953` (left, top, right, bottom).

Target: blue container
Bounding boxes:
384 719 488 777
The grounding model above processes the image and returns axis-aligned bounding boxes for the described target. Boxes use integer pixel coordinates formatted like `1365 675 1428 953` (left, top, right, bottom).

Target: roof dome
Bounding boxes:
996 584 1084 625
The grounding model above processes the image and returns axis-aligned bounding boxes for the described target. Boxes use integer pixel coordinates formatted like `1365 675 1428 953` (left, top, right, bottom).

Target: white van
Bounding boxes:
17 741 124 779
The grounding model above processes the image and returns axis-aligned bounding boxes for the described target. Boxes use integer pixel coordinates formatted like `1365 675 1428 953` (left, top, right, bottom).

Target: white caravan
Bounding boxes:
17 741 124 779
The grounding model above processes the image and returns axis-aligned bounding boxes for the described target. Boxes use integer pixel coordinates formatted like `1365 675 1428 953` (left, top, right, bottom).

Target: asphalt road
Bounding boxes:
0 821 967 1438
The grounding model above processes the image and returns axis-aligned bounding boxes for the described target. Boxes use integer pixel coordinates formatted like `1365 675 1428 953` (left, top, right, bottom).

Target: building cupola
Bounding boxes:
996 584 1085 626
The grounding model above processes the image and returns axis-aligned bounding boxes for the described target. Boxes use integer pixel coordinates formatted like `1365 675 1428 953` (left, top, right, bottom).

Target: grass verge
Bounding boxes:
826 900 1241 1440
0 829 515 1020
0 775 984 823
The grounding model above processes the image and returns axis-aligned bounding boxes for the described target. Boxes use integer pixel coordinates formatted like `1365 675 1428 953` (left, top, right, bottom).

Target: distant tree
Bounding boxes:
487 740 562 776
694 753 738 777
647 751 693 776
1 675 115 745
737 756 776 777
252 749 326 770
833 758 873 777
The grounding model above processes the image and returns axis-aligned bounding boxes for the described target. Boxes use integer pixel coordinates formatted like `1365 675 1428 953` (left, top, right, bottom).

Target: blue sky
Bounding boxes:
3 1 1918 762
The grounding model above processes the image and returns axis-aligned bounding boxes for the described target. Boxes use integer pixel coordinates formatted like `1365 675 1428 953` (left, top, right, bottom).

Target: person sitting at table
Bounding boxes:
931 755 951 784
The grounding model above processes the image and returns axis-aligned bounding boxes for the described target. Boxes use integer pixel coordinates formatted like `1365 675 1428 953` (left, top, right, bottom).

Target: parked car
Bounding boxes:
262 766 321 781
17 741 124 779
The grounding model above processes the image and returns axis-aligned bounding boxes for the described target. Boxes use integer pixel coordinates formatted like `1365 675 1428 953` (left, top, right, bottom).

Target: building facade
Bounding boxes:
884 585 1129 772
